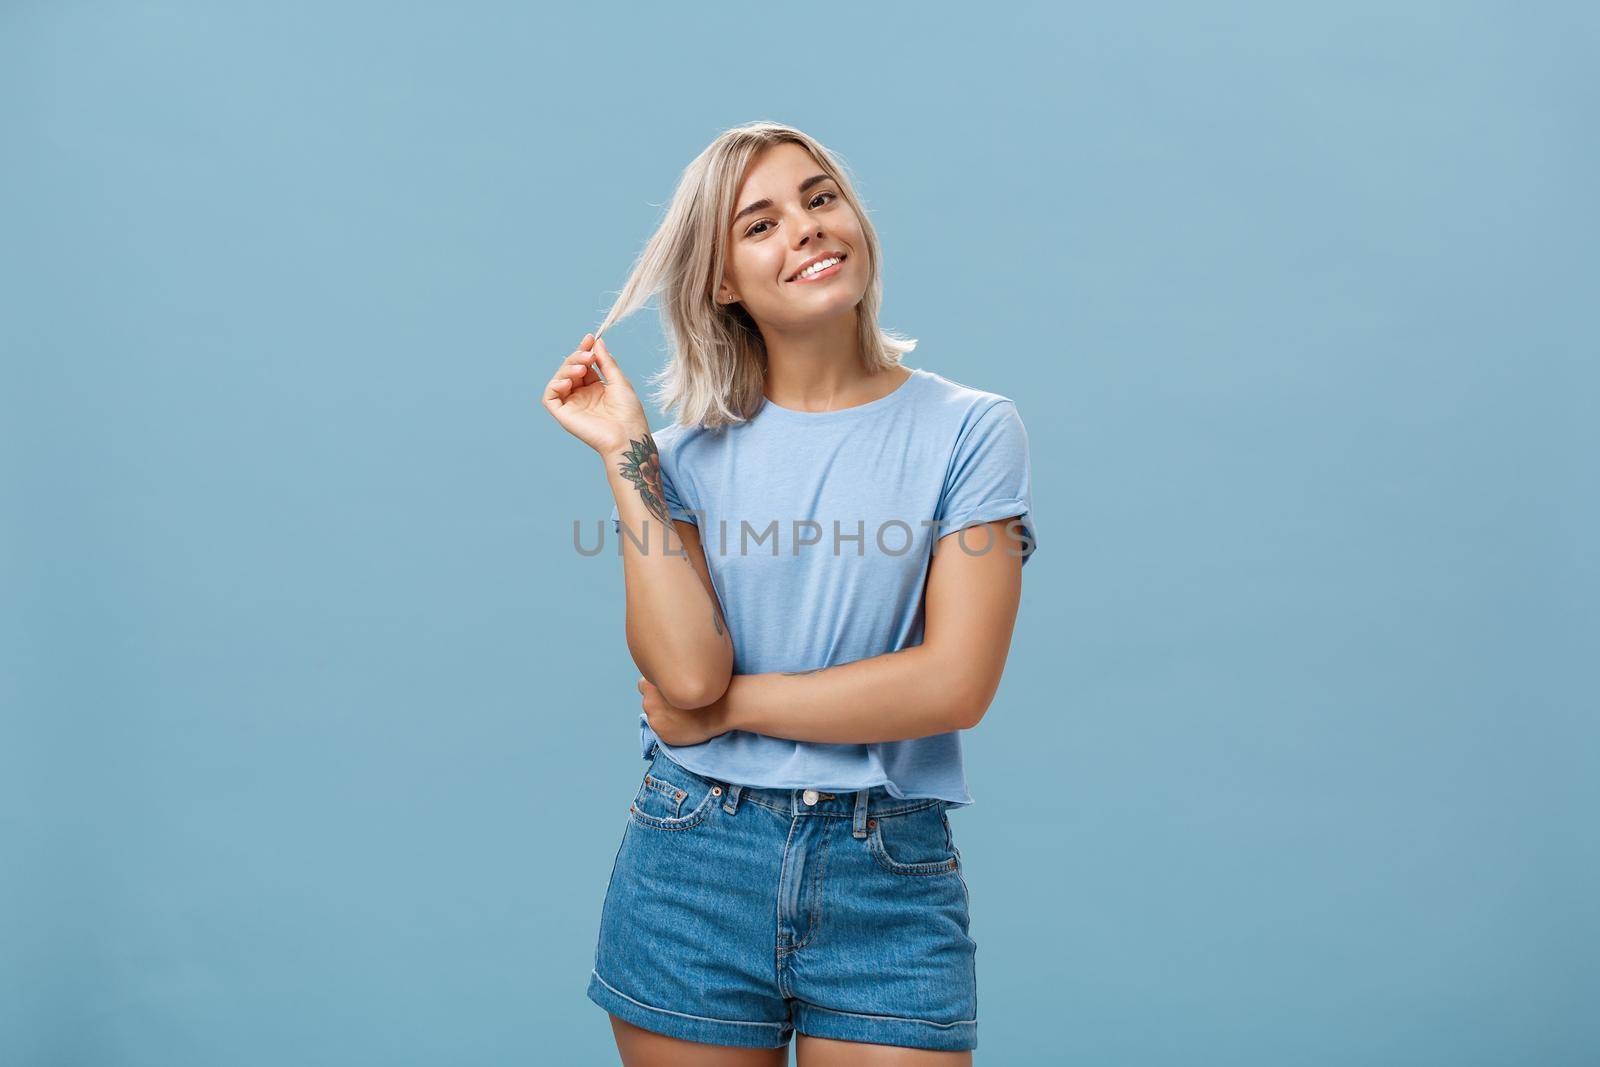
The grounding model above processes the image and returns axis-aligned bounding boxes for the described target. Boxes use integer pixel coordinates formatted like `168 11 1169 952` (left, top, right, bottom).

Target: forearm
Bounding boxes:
720 645 975 744
605 443 731 708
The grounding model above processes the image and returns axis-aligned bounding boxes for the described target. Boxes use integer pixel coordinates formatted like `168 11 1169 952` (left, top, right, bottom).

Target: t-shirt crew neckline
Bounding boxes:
756 366 924 423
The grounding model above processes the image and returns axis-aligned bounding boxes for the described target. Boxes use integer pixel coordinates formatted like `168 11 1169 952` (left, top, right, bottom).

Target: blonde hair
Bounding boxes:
592 121 916 430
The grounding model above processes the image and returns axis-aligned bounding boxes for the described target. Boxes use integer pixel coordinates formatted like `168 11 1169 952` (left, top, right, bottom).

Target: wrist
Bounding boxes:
600 442 650 477
603 423 652 459
710 681 740 733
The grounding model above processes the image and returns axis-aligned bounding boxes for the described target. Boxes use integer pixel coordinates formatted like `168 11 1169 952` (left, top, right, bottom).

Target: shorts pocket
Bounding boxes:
866 801 962 876
629 753 722 832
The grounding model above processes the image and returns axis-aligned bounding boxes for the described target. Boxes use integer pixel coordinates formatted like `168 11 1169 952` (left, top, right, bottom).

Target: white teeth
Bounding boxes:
795 256 840 280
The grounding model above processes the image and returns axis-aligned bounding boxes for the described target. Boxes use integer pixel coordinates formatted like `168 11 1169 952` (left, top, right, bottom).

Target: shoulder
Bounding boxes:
648 421 689 452
648 419 722 456
646 419 728 478
907 367 1020 431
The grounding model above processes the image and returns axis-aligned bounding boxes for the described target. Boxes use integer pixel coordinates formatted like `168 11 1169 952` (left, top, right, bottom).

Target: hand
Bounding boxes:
639 676 732 747
541 334 650 456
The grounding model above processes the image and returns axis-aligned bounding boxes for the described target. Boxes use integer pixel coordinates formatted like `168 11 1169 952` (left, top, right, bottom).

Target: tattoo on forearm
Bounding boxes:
616 434 671 525
617 432 729 642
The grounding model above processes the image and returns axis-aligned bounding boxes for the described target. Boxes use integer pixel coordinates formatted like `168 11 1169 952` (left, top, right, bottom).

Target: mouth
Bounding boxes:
786 252 848 284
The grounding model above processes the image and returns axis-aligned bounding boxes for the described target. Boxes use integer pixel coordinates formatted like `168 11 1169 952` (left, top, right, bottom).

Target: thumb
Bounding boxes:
590 336 627 384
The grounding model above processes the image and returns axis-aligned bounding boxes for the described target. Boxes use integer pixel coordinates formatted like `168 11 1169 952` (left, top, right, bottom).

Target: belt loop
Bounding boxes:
853 788 870 839
723 783 743 815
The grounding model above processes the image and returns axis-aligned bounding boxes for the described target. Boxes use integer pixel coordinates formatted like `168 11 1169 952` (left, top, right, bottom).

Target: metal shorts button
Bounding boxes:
802 789 819 805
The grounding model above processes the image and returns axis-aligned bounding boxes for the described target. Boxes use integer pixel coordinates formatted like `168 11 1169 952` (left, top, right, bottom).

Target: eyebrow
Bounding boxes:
732 174 834 227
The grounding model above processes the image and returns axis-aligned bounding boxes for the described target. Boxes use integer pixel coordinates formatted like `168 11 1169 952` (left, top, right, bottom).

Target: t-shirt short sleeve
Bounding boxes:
934 399 1038 567
609 461 698 534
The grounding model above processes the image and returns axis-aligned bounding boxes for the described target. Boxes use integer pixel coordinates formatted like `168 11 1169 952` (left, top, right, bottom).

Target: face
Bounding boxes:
717 141 868 331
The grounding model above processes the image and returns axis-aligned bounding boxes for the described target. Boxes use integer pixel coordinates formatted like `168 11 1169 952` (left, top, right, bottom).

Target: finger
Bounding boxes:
543 374 575 406
562 359 601 386
590 337 623 381
563 336 598 366
560 346 603 387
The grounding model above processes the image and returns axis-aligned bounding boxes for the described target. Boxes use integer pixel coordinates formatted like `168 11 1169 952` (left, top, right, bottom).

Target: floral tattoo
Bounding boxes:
615 434 669 525
616 433 727 639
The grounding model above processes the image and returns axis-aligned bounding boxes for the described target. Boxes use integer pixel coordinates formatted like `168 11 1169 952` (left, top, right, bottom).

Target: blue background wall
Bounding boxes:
4 2 1594 1064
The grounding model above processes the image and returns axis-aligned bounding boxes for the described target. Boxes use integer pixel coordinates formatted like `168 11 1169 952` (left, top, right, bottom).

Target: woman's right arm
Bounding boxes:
603 433 731 707
544 334 732 709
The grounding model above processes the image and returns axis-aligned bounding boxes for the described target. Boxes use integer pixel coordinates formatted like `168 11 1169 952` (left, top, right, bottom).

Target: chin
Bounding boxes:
787 294 860 323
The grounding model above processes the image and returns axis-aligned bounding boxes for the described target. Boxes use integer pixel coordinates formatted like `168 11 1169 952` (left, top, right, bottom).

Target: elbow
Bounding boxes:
945 679 998 731
660 668 731 711
949 702 987 732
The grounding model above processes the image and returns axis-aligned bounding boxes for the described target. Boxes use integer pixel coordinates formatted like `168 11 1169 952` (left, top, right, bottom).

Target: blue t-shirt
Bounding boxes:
607 365 1036 808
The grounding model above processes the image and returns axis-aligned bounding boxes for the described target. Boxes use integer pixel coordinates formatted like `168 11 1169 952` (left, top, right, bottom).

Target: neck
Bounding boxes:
759 308 898 412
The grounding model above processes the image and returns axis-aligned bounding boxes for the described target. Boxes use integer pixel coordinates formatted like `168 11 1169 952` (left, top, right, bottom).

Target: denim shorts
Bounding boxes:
586 741 978 1051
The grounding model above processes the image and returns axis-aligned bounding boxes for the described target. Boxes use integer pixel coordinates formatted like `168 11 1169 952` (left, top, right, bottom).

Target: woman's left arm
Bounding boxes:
642 518 1026 745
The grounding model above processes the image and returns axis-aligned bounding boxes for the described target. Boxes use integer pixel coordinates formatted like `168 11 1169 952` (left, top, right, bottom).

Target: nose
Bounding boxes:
793 225 824 250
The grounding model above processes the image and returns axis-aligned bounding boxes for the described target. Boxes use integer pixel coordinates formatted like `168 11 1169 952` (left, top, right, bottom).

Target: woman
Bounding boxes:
543 122 1036 1065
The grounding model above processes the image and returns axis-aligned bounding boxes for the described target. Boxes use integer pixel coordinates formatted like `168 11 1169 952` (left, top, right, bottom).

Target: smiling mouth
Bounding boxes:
787 253 848 283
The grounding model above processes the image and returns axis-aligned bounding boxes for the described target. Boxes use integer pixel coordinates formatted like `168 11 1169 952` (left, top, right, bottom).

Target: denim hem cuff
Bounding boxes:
790 999 977 1052
587 970 792 1049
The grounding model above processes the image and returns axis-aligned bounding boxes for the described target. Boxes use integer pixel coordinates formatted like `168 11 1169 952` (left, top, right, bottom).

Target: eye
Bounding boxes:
744 191 837 238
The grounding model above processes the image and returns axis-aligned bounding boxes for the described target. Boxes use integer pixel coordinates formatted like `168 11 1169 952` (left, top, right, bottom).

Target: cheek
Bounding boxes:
730 245 787 287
